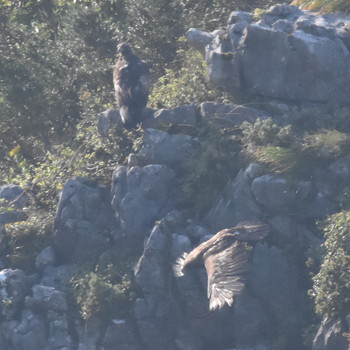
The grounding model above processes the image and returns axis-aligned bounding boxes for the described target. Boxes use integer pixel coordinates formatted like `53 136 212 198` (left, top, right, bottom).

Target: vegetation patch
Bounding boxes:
149 47 226 108
4 213 53 273
71 244 141 324
292 0 350 13
310 211 350 316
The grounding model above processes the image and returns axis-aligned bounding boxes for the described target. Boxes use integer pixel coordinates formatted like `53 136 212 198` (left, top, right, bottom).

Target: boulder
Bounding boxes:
97 109 122 138
54 177 115 263
142 104 198 129
102 319 144 350
205 166 263 231
35 247 56 272
0 185 29 209
0 269 32 320
135 128 196 169
251 174 296 214
111 165 175 235
187 5 350 105
46 310 74 350
25 285 68 312
12 310 47 350
40 264 75 293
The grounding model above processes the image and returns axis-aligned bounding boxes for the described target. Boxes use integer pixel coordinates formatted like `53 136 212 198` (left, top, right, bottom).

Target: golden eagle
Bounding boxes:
113 43 150 129
174 222 269 310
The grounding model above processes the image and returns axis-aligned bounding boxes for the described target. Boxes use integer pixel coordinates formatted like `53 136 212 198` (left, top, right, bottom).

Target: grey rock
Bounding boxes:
251 174 295 214
136 128 196 169
0 184 28 209
186 28 220 56
54 177 115 263
12 310 47 350
76 321 101 350
134 224 169 293
188 9 350 105
40 265 75 293
312 316 348 350
227 11 253 25
0 269 32 320
46 311 74 350
261 4 302 26
200 102 266 127
55 219 110 264
295 16 337 38
97 109 121 138
134 298 176 350
231 294 270 347
250 244 311 334
111 165 175 235
205 167 262 231
25 285 68 312
337 22 350 50
35 247 56 272
102 319 143 350
329 155 350 182
273 19 294 33
186 222 210 241
307 193 338 220
142 104 197 129
55 177 114 228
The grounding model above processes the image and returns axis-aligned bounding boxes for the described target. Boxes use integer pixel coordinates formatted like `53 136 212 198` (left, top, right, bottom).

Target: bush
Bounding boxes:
72 271 135 322
149 46 226 108
301 130 350 160
310 211 350 316
71 244 141 323
4 213 53 273
292 0 350 13
1 118 142 211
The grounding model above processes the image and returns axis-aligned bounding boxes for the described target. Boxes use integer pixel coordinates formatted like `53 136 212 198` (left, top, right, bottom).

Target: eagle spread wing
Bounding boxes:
204 241 250 310
173 222 269 310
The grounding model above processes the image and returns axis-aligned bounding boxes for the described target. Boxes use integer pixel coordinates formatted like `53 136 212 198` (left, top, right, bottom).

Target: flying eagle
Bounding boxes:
174 222 269 310
113 43 150 129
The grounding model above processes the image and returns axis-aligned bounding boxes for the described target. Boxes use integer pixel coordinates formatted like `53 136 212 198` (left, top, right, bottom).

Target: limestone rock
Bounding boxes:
136 128 196 169
187 5 350 105
111 165 175 235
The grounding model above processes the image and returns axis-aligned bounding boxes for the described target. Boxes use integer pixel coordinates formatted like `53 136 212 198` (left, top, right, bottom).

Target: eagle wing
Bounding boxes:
204 241 251 310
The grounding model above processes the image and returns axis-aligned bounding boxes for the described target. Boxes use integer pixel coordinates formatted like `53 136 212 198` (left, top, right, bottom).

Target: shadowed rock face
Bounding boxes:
187 4 350 105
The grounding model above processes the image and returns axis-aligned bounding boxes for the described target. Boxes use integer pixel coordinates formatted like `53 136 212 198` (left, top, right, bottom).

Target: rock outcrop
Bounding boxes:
187 4 350 105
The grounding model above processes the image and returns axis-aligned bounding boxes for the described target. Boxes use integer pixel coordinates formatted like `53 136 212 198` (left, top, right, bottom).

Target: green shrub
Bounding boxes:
149 47 226 108
1 119 142 211
301 130 350 159
71 244 140 323
252 146 299 174
4 213 53 273
310 211 350 316
72 271 134 322
292 0 350 13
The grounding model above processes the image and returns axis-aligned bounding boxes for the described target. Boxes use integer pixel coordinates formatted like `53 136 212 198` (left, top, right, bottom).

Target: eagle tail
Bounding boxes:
173 252 188 277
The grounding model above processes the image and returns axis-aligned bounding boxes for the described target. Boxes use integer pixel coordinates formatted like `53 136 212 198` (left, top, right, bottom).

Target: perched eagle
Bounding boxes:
113 43 150 129
174 222 269 310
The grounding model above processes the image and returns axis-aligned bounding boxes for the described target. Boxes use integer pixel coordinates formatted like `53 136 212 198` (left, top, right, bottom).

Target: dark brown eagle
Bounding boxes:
113 43 150 129
174 222 269 310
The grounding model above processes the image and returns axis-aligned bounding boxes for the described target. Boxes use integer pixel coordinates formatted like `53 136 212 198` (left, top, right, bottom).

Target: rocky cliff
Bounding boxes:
0 4 350 350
